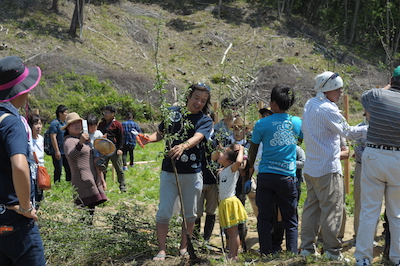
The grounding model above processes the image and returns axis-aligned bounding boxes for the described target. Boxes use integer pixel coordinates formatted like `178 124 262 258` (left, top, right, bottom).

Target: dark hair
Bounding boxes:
206 110 215 122
221 98 236 109
259 108 273 117
392 76 400 87
86 113 99 126
227 143 239 162
28 114 42 128
187 84 211 113
55 105 68 118
270 85 295 111
125 112 133 119
104 105 116 113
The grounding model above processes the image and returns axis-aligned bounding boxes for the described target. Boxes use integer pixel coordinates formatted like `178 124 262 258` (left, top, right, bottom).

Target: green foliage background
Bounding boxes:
29 72 159 125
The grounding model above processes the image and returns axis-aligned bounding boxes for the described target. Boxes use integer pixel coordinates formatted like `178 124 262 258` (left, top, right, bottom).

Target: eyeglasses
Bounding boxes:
322 73 339 88
197 82 211 91
102 111 111 115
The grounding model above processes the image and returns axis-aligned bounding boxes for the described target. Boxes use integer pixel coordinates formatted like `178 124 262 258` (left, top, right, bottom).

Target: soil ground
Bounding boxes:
202 202 387 264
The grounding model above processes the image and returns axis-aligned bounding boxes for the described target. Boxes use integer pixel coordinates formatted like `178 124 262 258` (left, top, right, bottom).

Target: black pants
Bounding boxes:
122 144 135 166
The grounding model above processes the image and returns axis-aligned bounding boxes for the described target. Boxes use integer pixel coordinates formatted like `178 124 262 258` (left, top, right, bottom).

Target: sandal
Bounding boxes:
153 253 166 261
179 250 189 259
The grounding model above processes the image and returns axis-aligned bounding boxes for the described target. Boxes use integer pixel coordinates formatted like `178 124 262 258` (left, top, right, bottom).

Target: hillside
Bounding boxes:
0 0 389 119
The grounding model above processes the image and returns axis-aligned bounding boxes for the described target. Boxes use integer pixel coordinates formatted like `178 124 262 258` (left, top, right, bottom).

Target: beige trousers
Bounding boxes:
300 172 344 255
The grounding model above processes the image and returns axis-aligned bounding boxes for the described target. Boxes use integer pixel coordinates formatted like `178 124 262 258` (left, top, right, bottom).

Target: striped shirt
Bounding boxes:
362 88 400 147
302 97 367 177
353 121 367 163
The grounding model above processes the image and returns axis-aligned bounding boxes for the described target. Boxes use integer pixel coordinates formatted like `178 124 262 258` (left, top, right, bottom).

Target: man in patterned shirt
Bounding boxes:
121 112 141 170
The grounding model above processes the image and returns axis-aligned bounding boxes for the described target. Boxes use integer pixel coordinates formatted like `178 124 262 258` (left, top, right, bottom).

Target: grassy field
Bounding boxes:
39 138 392 265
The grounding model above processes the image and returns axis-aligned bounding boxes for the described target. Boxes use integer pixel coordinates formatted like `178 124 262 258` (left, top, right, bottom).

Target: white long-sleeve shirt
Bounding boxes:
302 97 367 177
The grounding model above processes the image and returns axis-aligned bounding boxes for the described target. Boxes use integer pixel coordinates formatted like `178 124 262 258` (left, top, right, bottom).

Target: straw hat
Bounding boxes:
61 112 82 130
94 138 116 156
231 117 253 130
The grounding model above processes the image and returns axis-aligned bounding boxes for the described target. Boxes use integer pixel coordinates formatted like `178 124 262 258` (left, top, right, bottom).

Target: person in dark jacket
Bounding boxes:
98 105 126 192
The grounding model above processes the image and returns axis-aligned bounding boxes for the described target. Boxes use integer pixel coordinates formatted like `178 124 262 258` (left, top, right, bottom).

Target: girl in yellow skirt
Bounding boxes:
212 143 248 261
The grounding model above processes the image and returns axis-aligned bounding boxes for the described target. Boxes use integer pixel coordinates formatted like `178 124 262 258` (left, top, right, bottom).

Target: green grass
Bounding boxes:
40 139 393 265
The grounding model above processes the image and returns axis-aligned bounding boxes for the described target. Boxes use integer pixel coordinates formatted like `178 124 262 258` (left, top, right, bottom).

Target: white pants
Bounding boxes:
355 147 400 264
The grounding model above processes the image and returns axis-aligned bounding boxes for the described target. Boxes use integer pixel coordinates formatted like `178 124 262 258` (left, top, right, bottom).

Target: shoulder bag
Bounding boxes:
33 152 51 190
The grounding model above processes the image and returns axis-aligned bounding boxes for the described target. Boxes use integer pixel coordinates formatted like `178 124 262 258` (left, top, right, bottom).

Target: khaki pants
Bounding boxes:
247 176 258 217
300 173 343 255
355 147 400 264
353 161 379 238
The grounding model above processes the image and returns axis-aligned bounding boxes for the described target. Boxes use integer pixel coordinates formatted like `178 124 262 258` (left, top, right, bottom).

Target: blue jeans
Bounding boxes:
0 218 45 265
52 154 71 182
256 173 298 255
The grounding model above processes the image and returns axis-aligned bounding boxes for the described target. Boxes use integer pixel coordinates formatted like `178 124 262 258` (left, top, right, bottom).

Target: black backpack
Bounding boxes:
44 129 52 155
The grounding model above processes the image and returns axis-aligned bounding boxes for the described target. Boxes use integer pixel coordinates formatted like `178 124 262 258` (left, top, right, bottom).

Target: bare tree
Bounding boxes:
348 0 360 44
68 0 85 38
50 0 59 13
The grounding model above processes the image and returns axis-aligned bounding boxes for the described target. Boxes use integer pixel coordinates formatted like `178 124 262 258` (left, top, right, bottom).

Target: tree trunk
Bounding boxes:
348 0 360 44
285 0 294 16
68 0 85 38
50 0 59 13
343 0 348 43
277 0 282 19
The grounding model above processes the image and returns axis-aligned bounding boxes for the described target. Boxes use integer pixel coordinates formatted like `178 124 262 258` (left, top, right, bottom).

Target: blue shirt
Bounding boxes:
49 118 66 154
252 113 302 177
0 106 34 223
159 106 213 174
122 119 141 145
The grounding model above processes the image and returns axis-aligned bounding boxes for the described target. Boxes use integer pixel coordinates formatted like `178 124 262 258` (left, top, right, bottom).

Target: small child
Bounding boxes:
28 114 45 208
87 113 107 190
212 144 248 261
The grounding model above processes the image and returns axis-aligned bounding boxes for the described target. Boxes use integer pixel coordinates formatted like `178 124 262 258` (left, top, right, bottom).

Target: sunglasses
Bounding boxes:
197 82 211 91
322 73 340 88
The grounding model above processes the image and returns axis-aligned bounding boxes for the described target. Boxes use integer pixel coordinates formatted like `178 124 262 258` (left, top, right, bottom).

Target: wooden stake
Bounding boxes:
343 95 350 194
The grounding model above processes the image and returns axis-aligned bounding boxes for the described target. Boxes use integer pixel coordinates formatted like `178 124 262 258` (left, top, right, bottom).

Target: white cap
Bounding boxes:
314 71 343 100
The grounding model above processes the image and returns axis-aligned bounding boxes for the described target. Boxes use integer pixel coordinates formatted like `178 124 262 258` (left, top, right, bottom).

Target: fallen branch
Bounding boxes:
122 28 148 60
176 68 186 75
87 26 117 45
221 43 232 65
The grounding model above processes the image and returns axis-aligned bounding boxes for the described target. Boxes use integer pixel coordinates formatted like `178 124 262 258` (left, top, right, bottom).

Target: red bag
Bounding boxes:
33 152 51 190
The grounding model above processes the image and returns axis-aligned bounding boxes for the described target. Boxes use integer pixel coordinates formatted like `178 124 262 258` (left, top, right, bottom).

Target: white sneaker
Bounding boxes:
324 251 350 263
356 258 371 266
299 249 320 257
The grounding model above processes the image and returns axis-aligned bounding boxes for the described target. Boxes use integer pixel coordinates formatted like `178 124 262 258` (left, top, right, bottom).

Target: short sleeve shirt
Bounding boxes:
219 165 239 201
159 106 213 173
0 110 32 207
252 113 302 177
49 118 66 154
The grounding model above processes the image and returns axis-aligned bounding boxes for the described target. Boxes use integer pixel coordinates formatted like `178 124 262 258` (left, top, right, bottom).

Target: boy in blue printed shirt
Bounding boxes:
248 85 302 256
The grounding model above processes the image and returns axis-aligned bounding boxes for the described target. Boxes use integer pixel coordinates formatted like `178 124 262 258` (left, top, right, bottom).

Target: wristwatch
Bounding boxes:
19 205 33 213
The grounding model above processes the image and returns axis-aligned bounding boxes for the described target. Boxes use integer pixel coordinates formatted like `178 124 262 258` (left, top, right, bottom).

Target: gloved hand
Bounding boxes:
244 180 252 194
